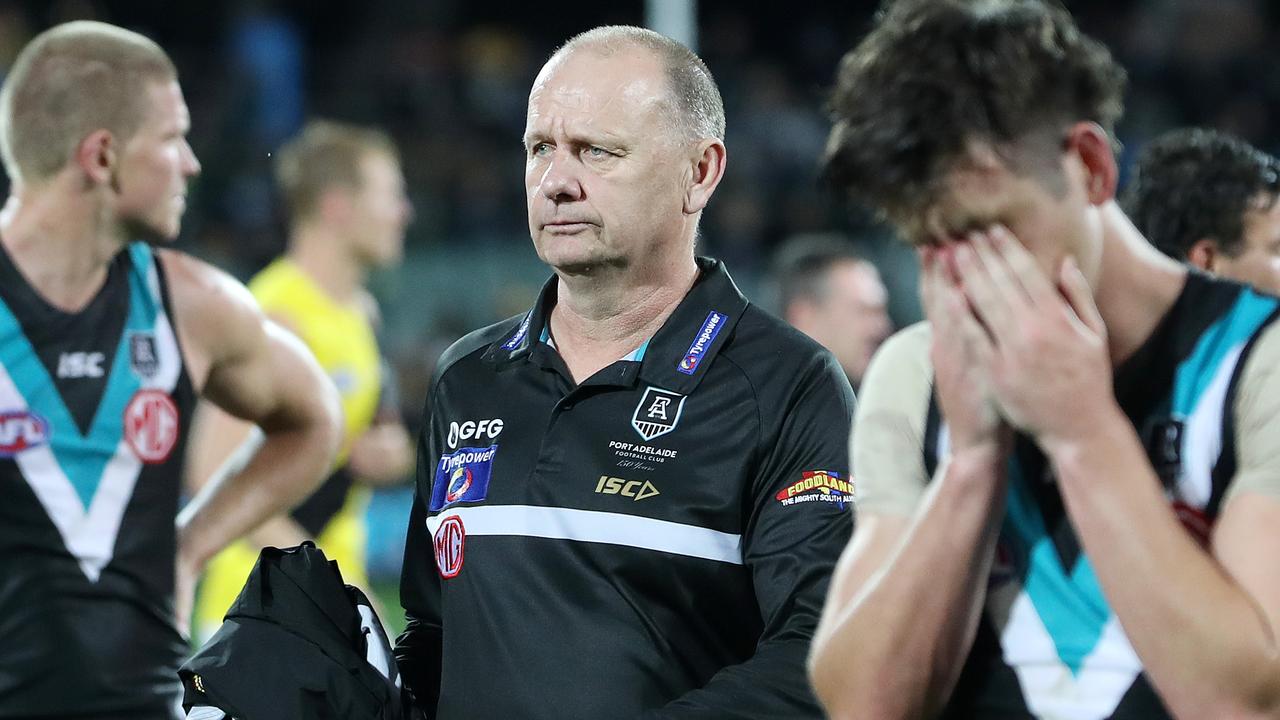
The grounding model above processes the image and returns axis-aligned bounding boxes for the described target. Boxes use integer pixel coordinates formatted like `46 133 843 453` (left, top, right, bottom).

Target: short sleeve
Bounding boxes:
851 322 934 516
1224 321 1280 505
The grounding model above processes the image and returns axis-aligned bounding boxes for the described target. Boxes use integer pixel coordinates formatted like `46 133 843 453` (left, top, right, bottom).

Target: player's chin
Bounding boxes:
125 215 183 244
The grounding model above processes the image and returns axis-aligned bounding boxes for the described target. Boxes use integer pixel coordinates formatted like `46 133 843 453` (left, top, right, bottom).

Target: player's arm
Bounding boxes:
347 359 413 486
1047 323 1280 718
163 251 342 588
808 320 1008 720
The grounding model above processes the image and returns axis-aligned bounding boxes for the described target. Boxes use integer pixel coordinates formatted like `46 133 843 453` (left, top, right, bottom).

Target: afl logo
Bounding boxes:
445 466 473 504
124 390 179 464
0 411 50 457
433 515 465 578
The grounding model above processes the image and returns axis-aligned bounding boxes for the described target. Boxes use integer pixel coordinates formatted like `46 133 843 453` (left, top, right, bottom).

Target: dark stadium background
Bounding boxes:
2 0 1276 631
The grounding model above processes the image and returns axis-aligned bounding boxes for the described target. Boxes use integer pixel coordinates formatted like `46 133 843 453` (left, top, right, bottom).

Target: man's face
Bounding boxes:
919 142 1103 286
345 151 412 268
115 80 201 241
524 47 690 274
792 260 891 384
1215 193 1280 295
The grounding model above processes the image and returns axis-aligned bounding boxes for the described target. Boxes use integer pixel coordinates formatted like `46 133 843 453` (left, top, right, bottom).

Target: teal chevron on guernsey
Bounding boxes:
0 243 182 581
1173 289 1278 415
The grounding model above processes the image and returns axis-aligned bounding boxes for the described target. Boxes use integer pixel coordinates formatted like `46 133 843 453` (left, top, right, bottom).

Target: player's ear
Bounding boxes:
316 186 354 224
684 138 726 215
1064 122 1117 206
75 129 116 187
1186 238 1219 273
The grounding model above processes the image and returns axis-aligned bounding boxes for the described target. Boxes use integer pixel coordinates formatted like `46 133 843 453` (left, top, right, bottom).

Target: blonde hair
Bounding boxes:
0 20 177 186
274 120 399 222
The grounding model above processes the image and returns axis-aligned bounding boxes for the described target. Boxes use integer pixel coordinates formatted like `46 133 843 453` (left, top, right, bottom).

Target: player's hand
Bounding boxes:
920 243 1010 454
952 226 1120 448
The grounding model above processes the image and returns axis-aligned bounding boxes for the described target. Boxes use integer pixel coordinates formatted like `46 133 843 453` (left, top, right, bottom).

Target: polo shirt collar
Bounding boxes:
484 257 748 394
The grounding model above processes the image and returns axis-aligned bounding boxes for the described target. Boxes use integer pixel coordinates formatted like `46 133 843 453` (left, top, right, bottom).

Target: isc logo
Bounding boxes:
0 411 50 456
447 418 504 448
594 475 660 501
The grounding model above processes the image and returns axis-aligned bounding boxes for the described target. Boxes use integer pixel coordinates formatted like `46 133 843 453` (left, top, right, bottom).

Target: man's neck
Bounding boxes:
549 256 700 383
287 224 366 305
0 182 128 312
1092 202 1188 366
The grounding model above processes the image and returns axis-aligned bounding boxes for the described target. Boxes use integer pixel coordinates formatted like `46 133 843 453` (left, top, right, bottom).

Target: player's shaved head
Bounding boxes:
0 20 177 186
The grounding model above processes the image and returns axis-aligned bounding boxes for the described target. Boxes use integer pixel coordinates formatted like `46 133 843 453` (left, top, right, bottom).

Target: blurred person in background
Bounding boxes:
772 233 892 388
0 21 340 719
1124 127 1280 295
188 120 414 642
809 1 1280 719
395 25 853 719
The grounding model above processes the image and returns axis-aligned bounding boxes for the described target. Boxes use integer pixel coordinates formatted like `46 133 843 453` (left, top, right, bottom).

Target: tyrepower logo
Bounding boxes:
0 411 49 457
775 470 853 509
676 310 726 375
594 475 660 501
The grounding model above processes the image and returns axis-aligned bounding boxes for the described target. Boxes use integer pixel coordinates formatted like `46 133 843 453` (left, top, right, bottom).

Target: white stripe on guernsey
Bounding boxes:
995 591 1141 720
426 505 744 565
185 706 227 720
1177 342 1244 508
1 259 183 582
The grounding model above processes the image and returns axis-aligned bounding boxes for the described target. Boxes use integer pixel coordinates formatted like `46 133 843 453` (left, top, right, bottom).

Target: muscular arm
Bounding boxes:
1047 324 1280 719
165 251 341 579
809 325 1008 720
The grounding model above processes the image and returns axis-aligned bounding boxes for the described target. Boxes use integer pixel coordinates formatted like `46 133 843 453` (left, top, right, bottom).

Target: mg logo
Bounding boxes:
123 390 179 464
631 387 685 441
433 515 466 578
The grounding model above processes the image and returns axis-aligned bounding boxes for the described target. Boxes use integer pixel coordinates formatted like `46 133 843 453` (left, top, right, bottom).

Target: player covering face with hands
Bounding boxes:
809 1 1280 719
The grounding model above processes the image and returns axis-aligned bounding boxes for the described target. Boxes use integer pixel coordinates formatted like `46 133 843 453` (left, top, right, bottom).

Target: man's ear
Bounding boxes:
1186 238 1220 272
75 129 116 186
317 187 355 225
1064 121 1118 206
684 138 727 215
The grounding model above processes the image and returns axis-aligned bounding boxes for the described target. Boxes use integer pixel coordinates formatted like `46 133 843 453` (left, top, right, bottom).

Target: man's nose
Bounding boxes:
539 151 584 203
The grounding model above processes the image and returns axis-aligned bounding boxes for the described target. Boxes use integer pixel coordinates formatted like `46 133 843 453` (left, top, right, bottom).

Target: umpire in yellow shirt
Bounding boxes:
188 120 414 641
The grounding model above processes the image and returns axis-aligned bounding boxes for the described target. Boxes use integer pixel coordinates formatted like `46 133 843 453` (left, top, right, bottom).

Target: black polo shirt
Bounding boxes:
395 257 855 719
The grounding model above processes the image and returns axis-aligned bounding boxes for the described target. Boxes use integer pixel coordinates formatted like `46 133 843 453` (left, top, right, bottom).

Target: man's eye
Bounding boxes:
585 146 609 158
530 143 552 157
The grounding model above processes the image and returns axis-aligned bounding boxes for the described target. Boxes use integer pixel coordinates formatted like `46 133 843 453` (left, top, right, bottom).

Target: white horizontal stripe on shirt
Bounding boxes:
426 504 743 565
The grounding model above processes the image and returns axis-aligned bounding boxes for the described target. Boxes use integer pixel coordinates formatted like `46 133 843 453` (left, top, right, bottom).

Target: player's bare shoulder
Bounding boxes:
154 248 269 392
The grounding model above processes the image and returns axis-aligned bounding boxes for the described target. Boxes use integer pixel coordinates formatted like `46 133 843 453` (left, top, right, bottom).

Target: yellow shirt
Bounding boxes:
195 258 383 641
249 258 383 464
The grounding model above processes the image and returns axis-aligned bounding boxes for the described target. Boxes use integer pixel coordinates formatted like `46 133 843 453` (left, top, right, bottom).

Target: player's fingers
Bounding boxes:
942 274 995 362
1058 255 1106 337
988 225 1057 305
954 236 1012 343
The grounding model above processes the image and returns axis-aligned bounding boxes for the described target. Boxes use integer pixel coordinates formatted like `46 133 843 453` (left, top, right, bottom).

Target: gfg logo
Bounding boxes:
447 418 504 448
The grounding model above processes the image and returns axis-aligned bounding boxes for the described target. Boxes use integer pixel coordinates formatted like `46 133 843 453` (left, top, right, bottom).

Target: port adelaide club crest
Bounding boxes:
631 387 685 442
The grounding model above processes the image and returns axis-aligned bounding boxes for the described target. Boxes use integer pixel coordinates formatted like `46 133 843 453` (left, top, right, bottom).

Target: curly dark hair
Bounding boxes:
1123 128 1280 260
824 0 1127 238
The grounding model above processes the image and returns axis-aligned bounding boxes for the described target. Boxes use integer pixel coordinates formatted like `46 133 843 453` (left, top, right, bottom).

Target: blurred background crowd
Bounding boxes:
0 0 1276 606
